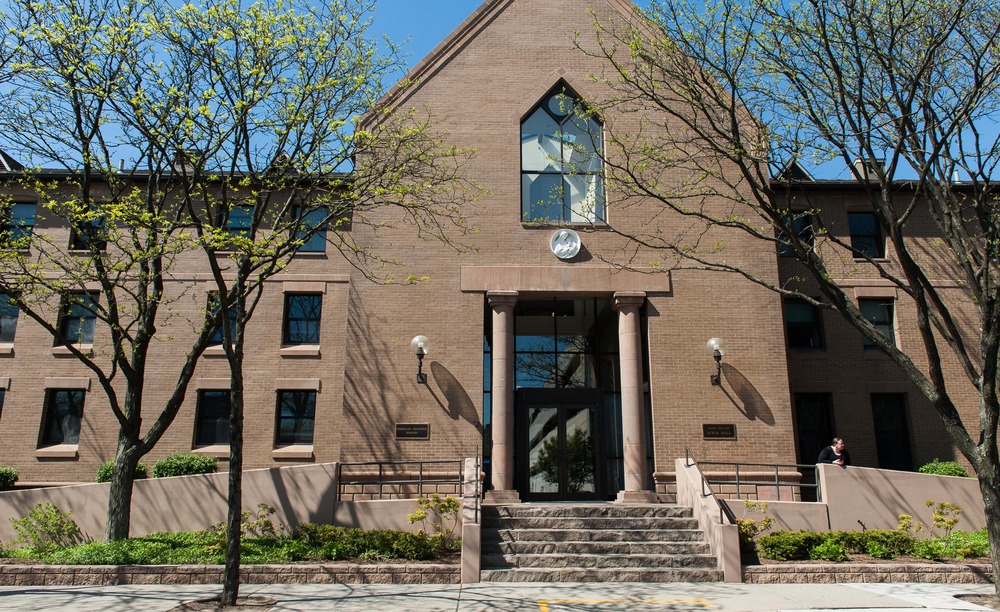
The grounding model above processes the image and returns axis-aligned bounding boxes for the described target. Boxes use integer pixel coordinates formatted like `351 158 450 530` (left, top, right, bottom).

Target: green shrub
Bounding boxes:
10 503 84 554
96 460 149 483
912 538 947 560
151 453 218 478
407 494 460 547
947 529 990 558
294 523 342 546
810 539 849 562
837 529 915 557
757 531 824 561
0 466 18 490
293 523 443 561
917 459 971 478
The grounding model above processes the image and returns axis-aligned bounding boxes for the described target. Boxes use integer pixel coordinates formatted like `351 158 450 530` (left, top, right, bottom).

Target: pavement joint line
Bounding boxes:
537 599 714 611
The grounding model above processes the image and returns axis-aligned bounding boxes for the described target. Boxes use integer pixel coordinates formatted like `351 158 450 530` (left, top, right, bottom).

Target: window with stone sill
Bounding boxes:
521 86 604 223
0 293 18 343
283 293 322 345
783 298 824 349
859 298 895 348
1 202 36 249
40 388 85 446
57 292 98 345
275 390 316 446
195 389 231 446
848 211 885 259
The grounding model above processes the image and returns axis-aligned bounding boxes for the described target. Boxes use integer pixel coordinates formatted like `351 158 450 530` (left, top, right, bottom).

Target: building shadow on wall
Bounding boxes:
721 363 775 425
343 285 407 460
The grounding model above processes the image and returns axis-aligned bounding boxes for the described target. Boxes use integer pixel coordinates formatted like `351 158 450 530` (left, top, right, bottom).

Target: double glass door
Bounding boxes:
517 389 601 501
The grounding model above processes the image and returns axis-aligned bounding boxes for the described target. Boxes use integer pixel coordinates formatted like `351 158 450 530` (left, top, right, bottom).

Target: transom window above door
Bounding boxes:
521 87 604 223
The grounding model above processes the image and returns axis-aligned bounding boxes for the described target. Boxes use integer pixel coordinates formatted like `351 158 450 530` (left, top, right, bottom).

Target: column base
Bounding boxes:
615 490 659 504
483 489 522 505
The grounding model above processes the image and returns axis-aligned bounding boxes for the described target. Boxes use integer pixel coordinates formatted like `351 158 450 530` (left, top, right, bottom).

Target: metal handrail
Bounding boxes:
684 448 819 502
336 460 464 501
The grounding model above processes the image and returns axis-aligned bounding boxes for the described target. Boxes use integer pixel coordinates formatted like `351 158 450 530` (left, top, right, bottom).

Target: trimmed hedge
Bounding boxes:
917 459 971 478
6 523 453 565
96 460 149 483
151 453 218 478
757 531 826 561
0 466 18 490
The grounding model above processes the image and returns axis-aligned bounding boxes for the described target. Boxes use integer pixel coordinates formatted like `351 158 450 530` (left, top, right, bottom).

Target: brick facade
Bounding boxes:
0 0 980 497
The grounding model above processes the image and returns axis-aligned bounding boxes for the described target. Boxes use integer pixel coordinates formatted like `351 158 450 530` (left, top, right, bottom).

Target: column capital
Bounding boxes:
488 291 518 308
614 291 646 311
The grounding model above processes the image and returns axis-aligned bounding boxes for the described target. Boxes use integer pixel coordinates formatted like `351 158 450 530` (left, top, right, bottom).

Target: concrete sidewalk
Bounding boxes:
0 582 995 611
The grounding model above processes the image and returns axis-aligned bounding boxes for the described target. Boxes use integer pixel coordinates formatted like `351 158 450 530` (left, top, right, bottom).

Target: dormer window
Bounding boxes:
521 88 604 223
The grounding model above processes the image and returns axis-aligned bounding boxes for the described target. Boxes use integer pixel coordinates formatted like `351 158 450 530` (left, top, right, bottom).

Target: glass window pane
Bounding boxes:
860 299 895 347
276 390 316 445
0 294 18 343
296 207 326 253
226 205 253 238
849 212 884 258
196 390 230 445
527 406 560 493
41 389 85 445
565 116 602 173
564 407 596 493
521 109 563 172
61 293 98 344
546 93 575 118
565 174 604 222
522 173 563 221
284 294 321 345
515 353 558 388
556 352 597 388
3 203 37 245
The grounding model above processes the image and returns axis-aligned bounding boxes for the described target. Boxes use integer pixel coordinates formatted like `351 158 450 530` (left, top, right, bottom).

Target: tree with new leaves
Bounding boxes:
581 0 1000 591
0 0 475 603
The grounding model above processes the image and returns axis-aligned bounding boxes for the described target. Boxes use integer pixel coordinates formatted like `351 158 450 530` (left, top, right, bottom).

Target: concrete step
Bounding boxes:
483 527 709 543
481 516 700 530
483 504 693 519
482 552 720 569
479 567 725 583
482 539 712 556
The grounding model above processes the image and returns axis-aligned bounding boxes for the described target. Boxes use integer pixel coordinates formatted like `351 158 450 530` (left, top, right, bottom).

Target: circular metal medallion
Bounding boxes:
550 229 582 260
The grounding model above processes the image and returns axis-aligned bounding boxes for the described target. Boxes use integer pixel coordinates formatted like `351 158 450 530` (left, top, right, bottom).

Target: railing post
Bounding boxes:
774 464 781 501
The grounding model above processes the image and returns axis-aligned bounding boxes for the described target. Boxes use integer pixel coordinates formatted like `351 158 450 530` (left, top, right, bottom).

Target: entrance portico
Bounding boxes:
466 265 669 504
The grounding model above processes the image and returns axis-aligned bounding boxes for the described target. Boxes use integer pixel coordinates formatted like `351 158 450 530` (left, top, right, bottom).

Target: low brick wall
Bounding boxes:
744 563 993 584
0 563 459 587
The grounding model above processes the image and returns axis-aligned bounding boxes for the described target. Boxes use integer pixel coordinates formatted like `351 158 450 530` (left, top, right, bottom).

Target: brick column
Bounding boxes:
614 292 658 503
485 291 520 504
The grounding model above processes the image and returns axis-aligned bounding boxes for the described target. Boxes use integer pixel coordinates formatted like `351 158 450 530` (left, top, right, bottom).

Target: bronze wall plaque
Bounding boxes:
702 423 737 440
395 423 430 440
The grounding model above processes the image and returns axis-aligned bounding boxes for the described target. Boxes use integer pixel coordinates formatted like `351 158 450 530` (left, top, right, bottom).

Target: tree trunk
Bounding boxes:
105 436 141 542
977 471 1000 596
221 381 245 605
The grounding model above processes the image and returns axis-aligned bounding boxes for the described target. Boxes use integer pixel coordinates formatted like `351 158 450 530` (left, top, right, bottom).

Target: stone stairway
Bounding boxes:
480 503 723 582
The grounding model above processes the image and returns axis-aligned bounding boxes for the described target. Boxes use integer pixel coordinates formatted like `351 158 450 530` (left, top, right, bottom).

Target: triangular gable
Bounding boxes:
0 149 24 172
370 0 649 120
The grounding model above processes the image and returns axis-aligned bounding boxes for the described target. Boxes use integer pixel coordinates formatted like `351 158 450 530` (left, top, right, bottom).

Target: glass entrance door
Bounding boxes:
517 389 601 501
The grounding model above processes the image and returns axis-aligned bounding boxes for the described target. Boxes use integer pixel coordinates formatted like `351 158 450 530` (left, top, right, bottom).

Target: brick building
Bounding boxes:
0 0 970 500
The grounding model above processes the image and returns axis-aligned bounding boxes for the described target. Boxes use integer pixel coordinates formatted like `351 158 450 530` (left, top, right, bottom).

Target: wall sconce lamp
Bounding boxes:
706 337 726 386
411 335 430 384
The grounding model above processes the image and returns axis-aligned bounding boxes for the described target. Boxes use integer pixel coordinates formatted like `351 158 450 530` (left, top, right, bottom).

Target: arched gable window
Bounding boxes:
521 87 604 223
